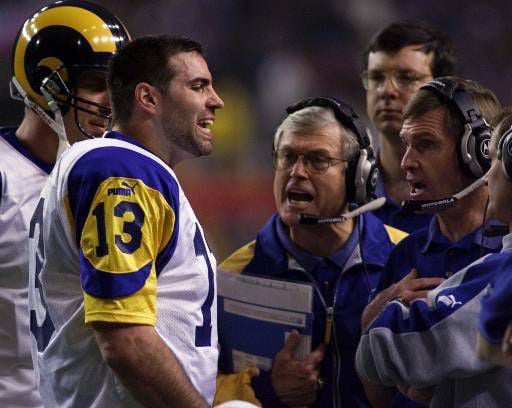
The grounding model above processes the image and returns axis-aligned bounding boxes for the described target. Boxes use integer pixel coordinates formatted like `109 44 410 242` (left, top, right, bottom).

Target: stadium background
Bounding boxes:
1 0 511 261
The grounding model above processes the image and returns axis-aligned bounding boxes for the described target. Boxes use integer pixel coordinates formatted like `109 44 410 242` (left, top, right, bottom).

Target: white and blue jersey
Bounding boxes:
28 131 217 407
356 233 512 408
0 126 51 408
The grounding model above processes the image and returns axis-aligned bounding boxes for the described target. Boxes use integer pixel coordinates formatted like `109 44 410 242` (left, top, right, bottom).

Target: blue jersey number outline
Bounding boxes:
193 223 215 347
29 198 55 351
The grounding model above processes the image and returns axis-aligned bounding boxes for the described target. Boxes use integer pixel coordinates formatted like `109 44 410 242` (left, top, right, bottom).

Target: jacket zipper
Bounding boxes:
297 266 344 408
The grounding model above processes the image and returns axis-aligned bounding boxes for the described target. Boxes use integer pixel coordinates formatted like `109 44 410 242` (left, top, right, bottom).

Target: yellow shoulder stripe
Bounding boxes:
218 240 256 274
384 225 408 245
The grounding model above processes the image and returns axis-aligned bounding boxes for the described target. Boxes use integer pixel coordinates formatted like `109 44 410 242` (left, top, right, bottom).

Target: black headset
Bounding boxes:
285 96 378 205
420 78 491 178
497 126 512 180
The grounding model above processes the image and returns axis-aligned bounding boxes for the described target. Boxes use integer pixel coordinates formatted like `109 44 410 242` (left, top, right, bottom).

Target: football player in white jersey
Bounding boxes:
29 35 224 407
1 2 129 407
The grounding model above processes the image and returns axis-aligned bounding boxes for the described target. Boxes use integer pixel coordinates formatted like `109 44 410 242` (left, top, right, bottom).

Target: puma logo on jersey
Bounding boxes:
107 181 138 197
437 294 462 308
121 181 138 194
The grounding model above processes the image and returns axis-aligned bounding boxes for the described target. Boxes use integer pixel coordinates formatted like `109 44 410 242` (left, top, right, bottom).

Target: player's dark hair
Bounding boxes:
109 35 203 124
364 20 457 78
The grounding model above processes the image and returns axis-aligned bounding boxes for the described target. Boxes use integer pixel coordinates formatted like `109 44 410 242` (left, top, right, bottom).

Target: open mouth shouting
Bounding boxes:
286 189 314 209
409 180 427 199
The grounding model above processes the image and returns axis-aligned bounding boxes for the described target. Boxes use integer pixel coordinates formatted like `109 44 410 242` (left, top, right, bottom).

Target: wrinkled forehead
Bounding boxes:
400 106 449 139
276 124 345 152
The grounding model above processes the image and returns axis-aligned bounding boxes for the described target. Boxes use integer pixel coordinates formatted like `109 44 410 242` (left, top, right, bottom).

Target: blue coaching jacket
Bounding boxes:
217 212 406 407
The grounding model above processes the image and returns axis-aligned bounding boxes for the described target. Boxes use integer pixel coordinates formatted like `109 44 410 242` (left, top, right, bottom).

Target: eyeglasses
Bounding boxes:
273 149 346 174
360 69 431 91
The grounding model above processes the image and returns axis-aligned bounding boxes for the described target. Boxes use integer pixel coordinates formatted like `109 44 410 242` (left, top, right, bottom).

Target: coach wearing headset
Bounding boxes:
477 110 512 368
214 97 406 407
356 78 506 408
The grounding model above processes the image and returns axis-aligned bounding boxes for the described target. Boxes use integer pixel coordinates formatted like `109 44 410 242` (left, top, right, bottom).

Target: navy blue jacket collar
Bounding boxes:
421 216 503 254
249 212 391 278
275 215 361 273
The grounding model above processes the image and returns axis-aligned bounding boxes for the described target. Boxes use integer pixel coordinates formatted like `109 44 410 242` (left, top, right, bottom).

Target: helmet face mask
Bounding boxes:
43 69 112 139
11 0 130 140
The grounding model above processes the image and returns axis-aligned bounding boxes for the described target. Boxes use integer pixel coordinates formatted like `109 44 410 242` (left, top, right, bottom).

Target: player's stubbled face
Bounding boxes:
160 51 224 161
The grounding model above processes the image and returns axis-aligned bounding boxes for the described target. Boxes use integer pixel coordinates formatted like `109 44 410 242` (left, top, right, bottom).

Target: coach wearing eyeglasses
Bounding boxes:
214 97 406 407
362 20 457 233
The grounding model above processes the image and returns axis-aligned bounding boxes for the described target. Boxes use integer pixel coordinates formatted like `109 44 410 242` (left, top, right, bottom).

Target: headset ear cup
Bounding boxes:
460 124 490 178
501 132 512 180
367 165 379 200
474 130 492 176
353 149 377 205
345 157 357 203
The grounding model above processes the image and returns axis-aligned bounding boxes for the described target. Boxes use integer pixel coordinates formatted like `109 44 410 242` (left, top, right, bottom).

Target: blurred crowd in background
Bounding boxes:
2 0 512 260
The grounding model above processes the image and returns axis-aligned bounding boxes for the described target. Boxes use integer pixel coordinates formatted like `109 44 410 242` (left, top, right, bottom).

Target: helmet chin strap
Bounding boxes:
10 76 69 159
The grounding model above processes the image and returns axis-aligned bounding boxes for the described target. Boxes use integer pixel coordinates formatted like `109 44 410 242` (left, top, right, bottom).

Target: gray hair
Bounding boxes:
273 106 360 162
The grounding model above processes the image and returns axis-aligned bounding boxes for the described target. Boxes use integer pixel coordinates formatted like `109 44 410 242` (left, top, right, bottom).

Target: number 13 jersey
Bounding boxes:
28 131 217 407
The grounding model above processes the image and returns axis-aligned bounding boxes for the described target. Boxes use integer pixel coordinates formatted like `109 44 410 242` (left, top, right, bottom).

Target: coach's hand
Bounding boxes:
271 331 325 406
361 268 444 332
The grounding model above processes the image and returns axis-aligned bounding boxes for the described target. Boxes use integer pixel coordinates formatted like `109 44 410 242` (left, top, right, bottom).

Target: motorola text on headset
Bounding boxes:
283 96 383 225
401 77 491 214
299 197 385 225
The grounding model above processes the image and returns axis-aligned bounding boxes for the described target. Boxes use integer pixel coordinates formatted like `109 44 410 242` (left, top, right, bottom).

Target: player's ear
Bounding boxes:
134 82 159 115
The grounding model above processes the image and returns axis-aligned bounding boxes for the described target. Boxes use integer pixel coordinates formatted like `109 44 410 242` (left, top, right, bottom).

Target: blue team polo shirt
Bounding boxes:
379 216 503 290
372 173 433 234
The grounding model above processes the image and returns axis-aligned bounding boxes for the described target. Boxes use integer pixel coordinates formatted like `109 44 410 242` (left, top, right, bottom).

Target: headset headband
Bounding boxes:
286 96 371 150
420 79 487 131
